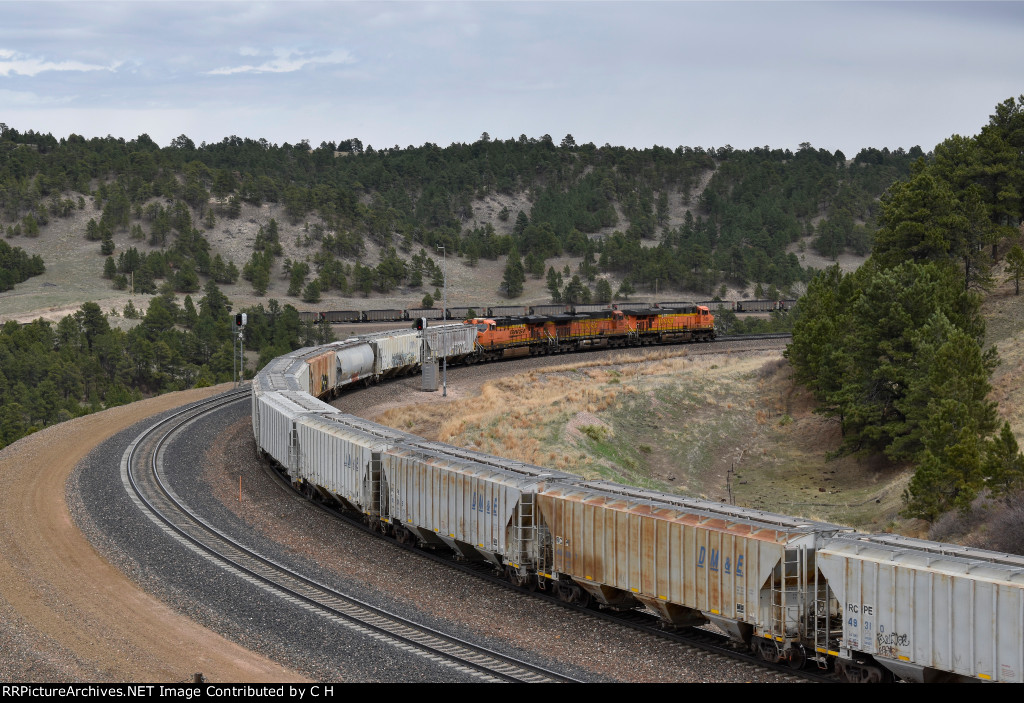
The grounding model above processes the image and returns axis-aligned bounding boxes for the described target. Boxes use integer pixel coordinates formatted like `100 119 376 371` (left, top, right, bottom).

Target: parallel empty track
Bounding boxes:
121 390 579 684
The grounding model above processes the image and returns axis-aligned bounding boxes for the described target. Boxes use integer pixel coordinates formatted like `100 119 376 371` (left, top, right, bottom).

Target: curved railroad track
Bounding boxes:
113 333 795 683
121 389 580 684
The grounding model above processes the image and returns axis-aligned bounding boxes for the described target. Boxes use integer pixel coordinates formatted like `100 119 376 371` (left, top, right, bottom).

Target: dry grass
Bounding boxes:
374 349 932 531
377 368 624 472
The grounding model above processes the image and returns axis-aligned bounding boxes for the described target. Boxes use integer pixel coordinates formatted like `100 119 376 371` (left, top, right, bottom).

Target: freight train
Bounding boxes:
248 318 1024 683
295 300 795 325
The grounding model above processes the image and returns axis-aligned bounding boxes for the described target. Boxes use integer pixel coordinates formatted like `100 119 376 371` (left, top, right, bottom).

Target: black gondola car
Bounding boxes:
362 309 407 322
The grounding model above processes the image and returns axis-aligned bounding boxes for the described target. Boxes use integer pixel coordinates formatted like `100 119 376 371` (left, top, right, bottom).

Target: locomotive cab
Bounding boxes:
465 317 496 330
465 318 504 360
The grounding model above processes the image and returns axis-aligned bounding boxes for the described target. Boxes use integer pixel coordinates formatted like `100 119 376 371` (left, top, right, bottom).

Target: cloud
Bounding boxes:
0 49 119 77
0 88 75 106
208 48 353 76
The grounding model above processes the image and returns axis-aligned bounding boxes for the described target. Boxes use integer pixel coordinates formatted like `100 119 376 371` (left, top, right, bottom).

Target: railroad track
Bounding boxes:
119 336 795 682
120 389 579 684
268 463 830 684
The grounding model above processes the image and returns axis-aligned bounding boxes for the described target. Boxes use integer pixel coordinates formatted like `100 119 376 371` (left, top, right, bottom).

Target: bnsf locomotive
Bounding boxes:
460 304 715 362
249 318 1024 683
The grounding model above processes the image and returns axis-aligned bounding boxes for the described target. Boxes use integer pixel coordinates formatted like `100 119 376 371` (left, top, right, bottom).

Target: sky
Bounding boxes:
1 1 1022 156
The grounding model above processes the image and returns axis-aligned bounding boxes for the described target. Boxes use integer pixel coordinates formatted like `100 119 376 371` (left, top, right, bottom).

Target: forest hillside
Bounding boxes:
0 127 918 325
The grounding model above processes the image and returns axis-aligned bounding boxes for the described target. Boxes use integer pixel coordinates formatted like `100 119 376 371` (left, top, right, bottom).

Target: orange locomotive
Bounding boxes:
465 304 715 362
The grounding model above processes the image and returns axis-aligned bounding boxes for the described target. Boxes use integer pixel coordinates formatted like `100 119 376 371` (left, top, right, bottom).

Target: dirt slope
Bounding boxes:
0 384 304 682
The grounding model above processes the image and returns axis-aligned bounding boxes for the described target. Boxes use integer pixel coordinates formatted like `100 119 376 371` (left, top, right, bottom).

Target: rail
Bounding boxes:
121 389 580 684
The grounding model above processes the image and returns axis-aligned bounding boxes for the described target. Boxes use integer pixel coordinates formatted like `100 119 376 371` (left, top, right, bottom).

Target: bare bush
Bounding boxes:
928 495 992 542
756 357 789 379
987 494 1024 555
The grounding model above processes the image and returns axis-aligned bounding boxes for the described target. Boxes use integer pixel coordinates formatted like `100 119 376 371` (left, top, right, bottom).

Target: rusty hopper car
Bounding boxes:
300 347 339 397
535 480 851 662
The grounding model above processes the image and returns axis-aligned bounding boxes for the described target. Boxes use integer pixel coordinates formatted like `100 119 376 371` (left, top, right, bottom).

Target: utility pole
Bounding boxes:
234 313 247 387
437 244 447 397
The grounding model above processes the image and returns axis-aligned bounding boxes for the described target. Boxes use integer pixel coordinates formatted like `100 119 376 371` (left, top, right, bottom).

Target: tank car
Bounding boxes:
333 339 376 389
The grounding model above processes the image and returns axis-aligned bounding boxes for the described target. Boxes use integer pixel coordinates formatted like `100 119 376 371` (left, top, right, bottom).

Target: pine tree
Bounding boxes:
302 279 321 303
502 246 525 298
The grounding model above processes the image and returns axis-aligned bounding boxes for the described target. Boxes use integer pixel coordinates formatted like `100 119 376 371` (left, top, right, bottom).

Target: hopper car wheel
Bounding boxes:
506 566 536 591
787 645 807 670
554 582 571 603
754 640 778 663
395 526 415 546
837 661 893 684
555 582 592 608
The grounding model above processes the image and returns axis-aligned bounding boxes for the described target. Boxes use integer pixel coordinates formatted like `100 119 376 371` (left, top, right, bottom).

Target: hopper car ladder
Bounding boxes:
288 426 300 474
770 547 807 645
510 494 537 571
812 566 837 668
